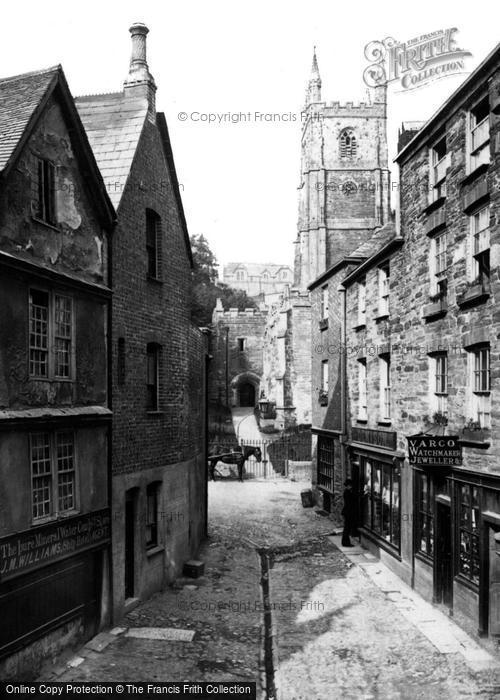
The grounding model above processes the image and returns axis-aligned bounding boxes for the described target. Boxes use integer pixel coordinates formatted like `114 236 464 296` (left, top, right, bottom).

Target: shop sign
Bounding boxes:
0 509 110 581
407 434 462 467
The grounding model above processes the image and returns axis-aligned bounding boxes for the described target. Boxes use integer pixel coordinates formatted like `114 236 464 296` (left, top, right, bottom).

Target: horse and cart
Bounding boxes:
208 444 262 482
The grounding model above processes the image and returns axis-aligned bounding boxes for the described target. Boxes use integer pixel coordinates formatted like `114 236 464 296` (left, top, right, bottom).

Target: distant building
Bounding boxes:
209 299 267 409
223 262 293 298
0 66 115 678
75 24 208 621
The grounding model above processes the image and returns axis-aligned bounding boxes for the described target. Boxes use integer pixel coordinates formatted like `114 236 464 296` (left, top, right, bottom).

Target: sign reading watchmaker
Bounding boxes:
407 435 462 467
0 509 111 581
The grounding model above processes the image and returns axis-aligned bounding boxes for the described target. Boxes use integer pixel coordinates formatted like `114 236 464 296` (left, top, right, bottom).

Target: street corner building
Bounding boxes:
0 66 115 678
0 23 209 678
74 24 209 622
309 41 500 639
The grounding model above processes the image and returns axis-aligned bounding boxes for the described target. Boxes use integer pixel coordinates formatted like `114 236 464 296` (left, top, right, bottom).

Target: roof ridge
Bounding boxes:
75 91 124 101
0 65 61 84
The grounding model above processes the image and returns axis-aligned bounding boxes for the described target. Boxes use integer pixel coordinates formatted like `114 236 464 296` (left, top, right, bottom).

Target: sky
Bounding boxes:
2 1 499 274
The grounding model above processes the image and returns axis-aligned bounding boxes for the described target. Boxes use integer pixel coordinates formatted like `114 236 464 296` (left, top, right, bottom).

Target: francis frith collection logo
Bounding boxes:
363 29 472 92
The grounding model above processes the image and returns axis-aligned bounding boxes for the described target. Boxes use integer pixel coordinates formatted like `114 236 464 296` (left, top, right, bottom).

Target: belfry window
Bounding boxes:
340 130 357 158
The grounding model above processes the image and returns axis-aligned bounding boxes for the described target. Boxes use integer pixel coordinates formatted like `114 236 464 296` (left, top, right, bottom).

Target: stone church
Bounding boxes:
261 50 392 428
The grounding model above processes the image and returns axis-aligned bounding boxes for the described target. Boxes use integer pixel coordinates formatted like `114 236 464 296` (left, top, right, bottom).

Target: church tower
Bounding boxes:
294 51 391 289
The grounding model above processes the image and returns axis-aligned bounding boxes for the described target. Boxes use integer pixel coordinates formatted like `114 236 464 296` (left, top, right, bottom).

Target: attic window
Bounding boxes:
32 157 56 226
340 130 357 158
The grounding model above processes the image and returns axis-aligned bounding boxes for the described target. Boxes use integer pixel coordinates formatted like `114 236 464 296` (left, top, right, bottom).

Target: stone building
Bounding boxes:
223 262 293 298
310 41 500 639
209 299 267 410
0 66 115 678
266 50 392 432
75 24 208 621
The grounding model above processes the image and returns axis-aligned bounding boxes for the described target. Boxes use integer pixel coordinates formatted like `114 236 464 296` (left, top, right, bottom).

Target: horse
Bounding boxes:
208 445 262 482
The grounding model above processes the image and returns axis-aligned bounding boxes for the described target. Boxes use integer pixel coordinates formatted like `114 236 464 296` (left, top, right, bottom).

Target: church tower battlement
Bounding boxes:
295 50 391 289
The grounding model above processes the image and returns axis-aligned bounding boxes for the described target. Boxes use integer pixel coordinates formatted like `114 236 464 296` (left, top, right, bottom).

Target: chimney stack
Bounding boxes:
124 23 156 118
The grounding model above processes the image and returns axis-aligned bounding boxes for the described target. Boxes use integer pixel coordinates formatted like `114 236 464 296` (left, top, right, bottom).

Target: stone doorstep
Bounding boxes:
84 632 117 653
125 627 195 642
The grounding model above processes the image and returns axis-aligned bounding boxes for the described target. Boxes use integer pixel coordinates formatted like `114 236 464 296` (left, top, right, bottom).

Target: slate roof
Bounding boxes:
349 222 398 260
0 66 59 172
75 92 147 209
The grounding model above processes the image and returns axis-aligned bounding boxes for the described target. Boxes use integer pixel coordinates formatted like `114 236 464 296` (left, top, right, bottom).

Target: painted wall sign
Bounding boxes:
407 434 462 467
352 426 397 451
0 508 110 581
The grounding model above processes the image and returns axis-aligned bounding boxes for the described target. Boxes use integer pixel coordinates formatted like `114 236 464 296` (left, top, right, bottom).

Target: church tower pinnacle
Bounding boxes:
305 47 322 105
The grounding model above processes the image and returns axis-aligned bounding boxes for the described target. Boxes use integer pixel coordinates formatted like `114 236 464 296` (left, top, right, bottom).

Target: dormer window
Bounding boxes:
340 129 357 158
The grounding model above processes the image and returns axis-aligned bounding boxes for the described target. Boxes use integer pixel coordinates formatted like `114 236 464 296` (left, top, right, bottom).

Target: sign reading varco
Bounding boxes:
407 434 462 467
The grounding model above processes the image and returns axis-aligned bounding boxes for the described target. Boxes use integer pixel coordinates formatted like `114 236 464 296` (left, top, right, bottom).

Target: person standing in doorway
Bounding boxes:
342 478 356 547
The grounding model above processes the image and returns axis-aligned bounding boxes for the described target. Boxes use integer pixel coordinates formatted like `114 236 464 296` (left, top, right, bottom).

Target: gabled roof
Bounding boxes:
342 223 402 287
75 92 147 209
0 65 115 228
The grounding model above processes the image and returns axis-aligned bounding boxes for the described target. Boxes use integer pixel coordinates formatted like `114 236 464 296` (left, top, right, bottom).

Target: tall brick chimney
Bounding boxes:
124 23 156 118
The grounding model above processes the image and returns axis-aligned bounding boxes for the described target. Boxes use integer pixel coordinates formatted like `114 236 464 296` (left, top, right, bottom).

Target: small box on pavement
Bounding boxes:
301 489 313 508
183 560 205 578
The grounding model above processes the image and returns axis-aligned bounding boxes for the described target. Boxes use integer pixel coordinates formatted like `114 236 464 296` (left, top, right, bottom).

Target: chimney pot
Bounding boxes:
124 22 156 117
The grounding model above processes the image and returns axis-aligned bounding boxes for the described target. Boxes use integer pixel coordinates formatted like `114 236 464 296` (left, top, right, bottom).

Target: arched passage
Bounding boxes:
230 371 260 408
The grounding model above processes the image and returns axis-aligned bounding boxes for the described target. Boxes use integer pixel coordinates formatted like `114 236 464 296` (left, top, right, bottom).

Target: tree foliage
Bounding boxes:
190 234 257 326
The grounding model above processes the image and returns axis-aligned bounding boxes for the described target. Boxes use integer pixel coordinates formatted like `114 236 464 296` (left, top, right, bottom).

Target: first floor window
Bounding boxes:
361 457 400 548
469 345 491 428
29 289 73 379
431 353 448 417
416 472 434 557
146 483 160 548
458 483 480 584
31 431 76 521
379 354 391 421
358 359 367 420
146 343 160 411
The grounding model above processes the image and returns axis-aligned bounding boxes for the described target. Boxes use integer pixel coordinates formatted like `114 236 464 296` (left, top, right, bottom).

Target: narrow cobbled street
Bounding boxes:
42 480 500 699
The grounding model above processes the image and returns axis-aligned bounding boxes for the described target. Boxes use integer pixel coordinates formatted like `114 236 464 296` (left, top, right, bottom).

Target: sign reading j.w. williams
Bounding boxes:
407 435 462 467
0 509 111 581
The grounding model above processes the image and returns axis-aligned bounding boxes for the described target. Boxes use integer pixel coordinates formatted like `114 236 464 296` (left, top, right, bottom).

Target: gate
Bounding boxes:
208 430 312 480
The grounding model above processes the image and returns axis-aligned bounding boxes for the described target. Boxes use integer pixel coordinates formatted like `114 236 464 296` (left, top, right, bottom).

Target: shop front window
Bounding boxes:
416 472 434 557
458 484 480 584
361 457 400 548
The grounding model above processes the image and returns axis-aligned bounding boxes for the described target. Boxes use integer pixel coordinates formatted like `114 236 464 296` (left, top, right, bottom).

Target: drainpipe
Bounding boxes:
337 284 347 482
224 326 229 408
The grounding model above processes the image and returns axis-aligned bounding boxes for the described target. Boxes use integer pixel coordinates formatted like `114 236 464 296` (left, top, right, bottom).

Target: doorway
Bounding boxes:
125 490 136 600
239 382 255 407
486 525 500 636
435 501 453 607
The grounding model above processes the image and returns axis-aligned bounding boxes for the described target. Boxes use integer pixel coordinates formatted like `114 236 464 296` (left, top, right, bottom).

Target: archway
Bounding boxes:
239 382 256 407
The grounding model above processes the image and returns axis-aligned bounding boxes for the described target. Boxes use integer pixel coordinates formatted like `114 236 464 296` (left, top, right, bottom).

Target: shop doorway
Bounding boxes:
435 500 453 607
125 490 136 600
487 526 500 636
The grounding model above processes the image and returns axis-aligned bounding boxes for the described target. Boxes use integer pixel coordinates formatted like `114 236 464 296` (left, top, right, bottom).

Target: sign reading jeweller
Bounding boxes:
407 434 462 467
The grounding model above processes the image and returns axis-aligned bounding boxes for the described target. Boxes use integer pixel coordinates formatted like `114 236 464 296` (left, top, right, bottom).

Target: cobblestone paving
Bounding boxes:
40 480 500 699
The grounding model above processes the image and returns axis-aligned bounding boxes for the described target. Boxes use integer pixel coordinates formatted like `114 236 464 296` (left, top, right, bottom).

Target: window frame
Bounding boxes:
30 430 78 523
467 344 491 429
470 204 490 282
145 482 160 549
321 285 329 321
358 358 367 421
457 483 480 586
339 129 357 158
321 359 329 393
357 279 366 326
360 456 401 550
430 352 448 417
29 288 74 381
378 264 390 316
32 156 57 227
415 471 435 560
429 135 448 202
379 354 391 421
146 343 161 412
468 94 490 173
